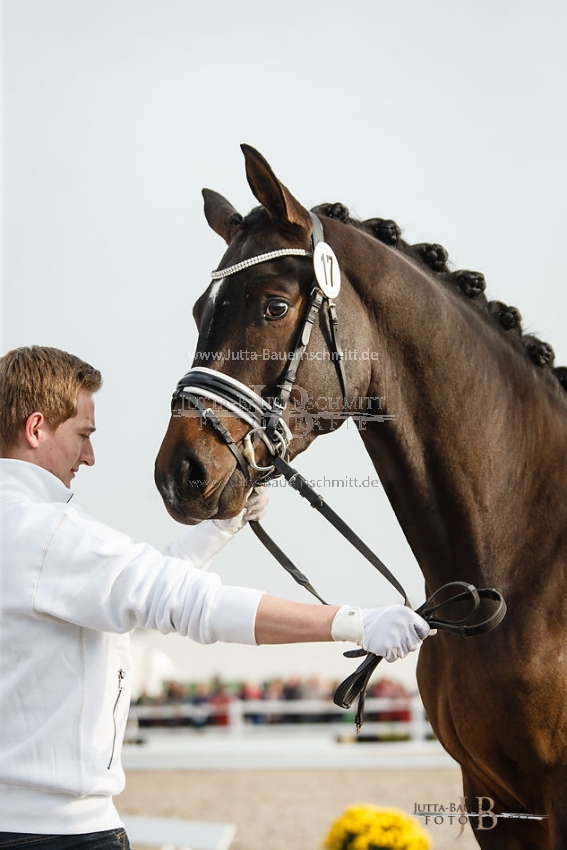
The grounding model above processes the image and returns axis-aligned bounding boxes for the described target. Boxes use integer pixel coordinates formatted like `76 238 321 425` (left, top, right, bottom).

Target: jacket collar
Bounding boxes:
0 459 74 504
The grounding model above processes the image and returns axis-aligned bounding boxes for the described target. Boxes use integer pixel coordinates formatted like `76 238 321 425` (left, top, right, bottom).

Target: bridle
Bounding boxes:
172 213 408 602
173 213 346 481
171 212 507 729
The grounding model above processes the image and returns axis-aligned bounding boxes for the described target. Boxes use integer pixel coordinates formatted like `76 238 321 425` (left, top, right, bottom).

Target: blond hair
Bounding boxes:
0 346 102 451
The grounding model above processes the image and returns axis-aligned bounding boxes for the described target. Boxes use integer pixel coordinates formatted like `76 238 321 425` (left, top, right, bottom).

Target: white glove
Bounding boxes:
213 487 269 534
331 604 431 662
242 486 269 522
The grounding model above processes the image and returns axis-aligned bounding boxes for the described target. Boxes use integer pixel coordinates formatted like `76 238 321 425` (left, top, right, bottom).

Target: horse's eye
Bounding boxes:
265 299 289 320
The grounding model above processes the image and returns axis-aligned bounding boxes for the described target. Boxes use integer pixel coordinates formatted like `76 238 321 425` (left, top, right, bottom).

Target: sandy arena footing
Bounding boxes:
119 733 481 850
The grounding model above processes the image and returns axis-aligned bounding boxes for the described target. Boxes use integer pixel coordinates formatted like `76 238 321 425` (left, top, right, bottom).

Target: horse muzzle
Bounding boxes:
154 435 240 524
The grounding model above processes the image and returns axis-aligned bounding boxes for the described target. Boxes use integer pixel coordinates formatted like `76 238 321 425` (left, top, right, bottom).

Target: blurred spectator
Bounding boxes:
210 682 232 726
133 674 415 728
263 678 284 723
367 678 411 721
282 676 307 723
191 681 213 728
238 681 264 724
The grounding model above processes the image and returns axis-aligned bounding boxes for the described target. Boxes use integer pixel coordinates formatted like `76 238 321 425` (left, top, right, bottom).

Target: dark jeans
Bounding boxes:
0 830 130 849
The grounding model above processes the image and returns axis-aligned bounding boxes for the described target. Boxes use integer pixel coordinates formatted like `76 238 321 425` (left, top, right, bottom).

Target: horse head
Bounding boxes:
155 145 378 524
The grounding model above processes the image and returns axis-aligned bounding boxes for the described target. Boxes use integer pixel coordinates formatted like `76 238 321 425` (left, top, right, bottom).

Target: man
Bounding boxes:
0 346 431 848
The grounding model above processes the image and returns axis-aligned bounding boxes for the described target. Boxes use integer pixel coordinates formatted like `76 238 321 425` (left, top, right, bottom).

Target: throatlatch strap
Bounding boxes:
326 300 348 408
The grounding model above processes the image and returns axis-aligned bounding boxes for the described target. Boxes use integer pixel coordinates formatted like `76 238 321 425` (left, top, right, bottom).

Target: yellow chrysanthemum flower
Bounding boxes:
323 804 432 850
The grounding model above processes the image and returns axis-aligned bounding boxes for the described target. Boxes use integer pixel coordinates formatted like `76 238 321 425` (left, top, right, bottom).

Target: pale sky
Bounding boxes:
3 0 567 686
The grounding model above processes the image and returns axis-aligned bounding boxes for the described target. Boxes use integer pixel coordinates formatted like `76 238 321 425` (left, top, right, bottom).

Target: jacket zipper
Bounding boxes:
107 668 126 770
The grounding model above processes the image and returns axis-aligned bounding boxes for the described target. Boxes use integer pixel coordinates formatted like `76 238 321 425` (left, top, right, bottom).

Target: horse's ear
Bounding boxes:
202 189 243 244
241 144 312 237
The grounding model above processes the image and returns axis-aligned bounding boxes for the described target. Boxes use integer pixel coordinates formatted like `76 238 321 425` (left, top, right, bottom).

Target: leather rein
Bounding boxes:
172 213 507 730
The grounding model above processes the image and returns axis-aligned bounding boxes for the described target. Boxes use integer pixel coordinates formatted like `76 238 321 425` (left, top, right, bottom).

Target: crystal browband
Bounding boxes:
210 248 312 280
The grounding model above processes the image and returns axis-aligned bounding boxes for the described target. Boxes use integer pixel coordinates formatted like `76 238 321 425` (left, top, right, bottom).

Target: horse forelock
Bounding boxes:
240 206 269 231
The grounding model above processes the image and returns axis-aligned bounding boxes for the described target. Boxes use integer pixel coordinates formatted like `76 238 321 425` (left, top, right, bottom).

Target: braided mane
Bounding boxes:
313 202 567 396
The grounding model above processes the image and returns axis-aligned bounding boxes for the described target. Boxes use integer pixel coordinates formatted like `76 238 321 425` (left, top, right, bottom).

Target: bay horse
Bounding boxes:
155 144 567 849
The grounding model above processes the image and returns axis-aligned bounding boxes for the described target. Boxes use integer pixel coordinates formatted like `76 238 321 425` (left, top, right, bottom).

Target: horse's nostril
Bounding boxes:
175 450 208 496
154 451 197 503
180 456 201 493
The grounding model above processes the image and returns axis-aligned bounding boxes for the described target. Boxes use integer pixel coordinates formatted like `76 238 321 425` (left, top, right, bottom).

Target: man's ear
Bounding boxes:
24 412 48 449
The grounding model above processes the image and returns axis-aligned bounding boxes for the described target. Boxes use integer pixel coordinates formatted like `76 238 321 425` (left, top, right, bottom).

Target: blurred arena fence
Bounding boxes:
127 695 432 742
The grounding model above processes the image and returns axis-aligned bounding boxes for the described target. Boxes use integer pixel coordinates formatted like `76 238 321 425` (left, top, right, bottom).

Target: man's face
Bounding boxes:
41 390 96 487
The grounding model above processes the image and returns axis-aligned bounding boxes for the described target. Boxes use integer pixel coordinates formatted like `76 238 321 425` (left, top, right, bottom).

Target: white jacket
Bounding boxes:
0 459 263 834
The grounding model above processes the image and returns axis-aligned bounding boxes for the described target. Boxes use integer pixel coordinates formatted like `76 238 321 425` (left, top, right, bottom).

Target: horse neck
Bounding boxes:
348 243 567 593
